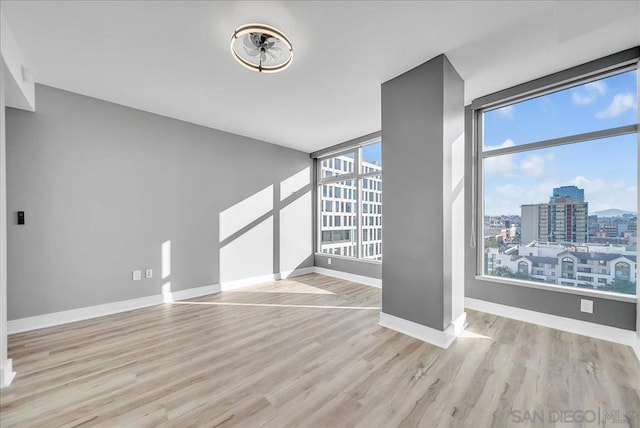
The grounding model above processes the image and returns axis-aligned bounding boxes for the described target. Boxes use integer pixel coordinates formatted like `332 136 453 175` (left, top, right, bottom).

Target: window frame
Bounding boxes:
472 51 639 302
316 137 382 262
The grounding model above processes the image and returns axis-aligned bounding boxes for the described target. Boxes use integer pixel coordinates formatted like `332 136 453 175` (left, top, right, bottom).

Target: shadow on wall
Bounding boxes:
157 166 312 300
218 166 312 288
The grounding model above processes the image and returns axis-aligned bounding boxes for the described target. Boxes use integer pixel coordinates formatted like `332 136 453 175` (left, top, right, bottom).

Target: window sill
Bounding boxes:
475 275 637 303
314 252 382 265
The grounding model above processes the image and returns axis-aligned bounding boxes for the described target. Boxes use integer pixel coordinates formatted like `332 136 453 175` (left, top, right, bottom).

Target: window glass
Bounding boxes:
320 152 355 178
360 175 382 261
318 140 382 261
483 70 638 151
481 70 637 296
319 179 357 256
360 141 382 172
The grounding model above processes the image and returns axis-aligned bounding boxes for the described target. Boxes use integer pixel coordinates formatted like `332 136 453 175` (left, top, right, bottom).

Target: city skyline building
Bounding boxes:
521 186 588 245
549 185 584 203
319 153 382 260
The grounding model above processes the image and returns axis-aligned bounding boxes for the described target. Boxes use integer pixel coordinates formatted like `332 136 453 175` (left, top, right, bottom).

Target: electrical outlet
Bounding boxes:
580 299 593 314
132 270 142 281
145 269 153 279
328 257 332 265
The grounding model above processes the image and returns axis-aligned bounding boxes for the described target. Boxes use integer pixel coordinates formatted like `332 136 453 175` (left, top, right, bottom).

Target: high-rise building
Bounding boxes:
319 154 382 260
520 205 539 245
521 187 588 244
550 185 584 203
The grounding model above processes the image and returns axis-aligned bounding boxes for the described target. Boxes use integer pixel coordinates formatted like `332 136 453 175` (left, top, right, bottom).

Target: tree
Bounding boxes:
491 266 514 277
608 279 636 295
485 236 498 249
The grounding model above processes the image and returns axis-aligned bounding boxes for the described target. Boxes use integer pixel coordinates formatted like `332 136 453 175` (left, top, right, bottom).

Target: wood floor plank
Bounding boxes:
1 273 638 427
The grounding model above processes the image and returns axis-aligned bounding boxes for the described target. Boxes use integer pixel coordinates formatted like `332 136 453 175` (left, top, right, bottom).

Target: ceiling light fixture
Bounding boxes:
230 23 293 73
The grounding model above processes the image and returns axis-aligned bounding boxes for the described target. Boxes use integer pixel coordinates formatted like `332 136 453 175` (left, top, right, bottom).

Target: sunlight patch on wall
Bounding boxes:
220 216 273 283
219 185 273 242
280 166 310 201
451 132 464 191
280 191 312 276
162 282 172 303
162 240 171 280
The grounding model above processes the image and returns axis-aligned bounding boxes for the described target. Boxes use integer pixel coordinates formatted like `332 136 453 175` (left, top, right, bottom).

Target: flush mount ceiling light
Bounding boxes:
230 23 293 73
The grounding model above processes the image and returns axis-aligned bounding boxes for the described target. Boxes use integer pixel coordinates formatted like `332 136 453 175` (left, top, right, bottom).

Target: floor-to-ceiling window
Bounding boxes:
318 140 382 260
476 58 638 297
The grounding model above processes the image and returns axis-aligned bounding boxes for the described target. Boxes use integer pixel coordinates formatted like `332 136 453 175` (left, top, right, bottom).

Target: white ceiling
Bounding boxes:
2 1 639 153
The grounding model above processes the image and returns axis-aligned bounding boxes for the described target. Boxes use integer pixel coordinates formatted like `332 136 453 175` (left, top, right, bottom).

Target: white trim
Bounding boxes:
279 267 315 279
314 252 382 266
163 284 220 303
475 275 636 303
0 358 15 388
451 312 468 337
465 297 637 349
220 267 315 291
221 274 278 291
379 312 457 349
313 266 381 288
7 267 316 334
8 283 221 334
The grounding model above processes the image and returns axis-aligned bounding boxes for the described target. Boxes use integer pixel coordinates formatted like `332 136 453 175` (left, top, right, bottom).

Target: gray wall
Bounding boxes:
463 107 636 330
381 55 463 331
314 253 382 279
6 84 313 320
1 57 10 376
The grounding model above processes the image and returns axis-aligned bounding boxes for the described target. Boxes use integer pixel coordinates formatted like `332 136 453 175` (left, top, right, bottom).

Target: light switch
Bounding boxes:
132 270 142 281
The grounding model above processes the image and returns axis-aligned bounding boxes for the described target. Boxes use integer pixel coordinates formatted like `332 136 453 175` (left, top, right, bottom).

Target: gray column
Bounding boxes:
381 54 464 344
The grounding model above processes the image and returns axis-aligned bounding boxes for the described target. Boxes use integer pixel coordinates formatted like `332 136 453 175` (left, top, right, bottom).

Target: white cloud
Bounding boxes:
495 105 515 119
484 139 517 177
484 140 555 179
571 80 607 106
486 176 637 215
519 154 546 177
570 175 637 212
585 81 607 95
572 92 595 105
595 93 637 119
484 138 515 152
486 181 555 215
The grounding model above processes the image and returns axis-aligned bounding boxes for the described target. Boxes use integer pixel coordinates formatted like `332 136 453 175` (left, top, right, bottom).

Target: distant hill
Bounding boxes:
592 208 636 217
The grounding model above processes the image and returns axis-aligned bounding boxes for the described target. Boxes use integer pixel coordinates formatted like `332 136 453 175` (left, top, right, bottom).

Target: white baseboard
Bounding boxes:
279 267 315 280
0 358 16 388
451 311 468 337
465 297 637 350
8 267 316 334
221 267 315 291
8 283 220 335
379 312 463 349
221 274 277 291
165 284 220 303
313 267 381 288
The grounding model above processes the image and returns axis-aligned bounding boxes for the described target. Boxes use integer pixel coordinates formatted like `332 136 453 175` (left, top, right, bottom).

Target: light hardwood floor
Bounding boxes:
1 273 639 427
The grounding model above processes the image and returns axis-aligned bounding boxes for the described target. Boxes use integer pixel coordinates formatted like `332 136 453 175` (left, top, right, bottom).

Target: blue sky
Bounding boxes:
483 70 638 216
362 141 382 165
